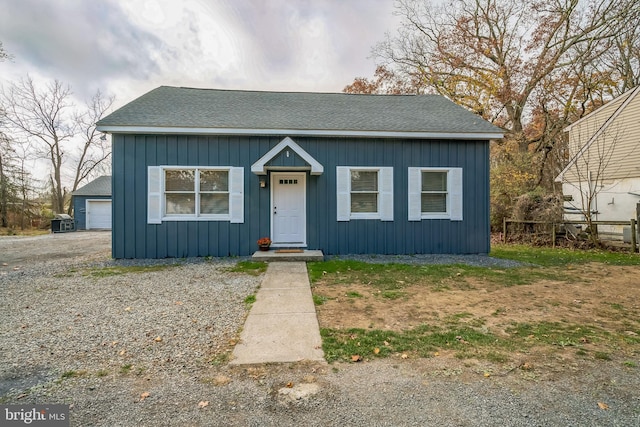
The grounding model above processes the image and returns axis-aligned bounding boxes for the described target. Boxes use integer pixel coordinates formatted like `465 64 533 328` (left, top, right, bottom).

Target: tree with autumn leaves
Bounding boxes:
345 0 640 228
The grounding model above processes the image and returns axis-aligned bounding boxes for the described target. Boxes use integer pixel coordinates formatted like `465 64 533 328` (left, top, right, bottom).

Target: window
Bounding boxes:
421 171 447 213
164 168 229 216
350 170 378 213
408 167 463 221
336 167 393 221
148 166 244 223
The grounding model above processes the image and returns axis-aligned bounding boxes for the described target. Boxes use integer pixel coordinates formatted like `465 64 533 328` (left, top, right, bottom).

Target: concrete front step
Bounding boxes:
251 249 324 262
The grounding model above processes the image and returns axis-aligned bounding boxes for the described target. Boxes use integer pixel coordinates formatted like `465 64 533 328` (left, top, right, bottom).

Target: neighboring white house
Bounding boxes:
555 86 640 240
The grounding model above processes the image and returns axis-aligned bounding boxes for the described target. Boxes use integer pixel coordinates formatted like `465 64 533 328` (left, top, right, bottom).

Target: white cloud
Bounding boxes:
0 0 401 186
1 0 400 105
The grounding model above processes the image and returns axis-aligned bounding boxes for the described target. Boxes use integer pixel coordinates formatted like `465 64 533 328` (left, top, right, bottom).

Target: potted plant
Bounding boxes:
257 237 272 251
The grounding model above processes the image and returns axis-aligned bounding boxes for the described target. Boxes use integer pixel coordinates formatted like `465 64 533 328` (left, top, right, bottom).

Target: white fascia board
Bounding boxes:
251 136 323 175
96 125 503 140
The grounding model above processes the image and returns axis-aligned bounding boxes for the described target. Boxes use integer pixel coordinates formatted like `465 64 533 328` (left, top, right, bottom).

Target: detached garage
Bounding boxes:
71 176 112 230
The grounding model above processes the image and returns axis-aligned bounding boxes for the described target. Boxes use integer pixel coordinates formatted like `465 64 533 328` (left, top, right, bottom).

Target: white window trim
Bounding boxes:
408 167 463 221
148 166 244 223
337 166 393 221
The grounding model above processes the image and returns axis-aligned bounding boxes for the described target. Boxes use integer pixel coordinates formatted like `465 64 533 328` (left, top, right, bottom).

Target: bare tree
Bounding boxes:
0 132 17 227
374 0 640 156
0 76 113 214
67 90 114 214
0 41 10 62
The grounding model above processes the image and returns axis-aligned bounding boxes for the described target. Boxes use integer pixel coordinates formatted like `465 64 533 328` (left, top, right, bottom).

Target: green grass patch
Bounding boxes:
346 291 363 298
594 352 612 361
623 361 637 368
88 264 178 277
308 259 561 290
229 261 268 275
120 364 133 374
244 294 256 306
209 351 231 366
320 325 507 363
60 370 80 379
313 294 328 306
321 320 635 363
380 290 406 300
485 351 511 363
491 244 640 267
507 321 604 346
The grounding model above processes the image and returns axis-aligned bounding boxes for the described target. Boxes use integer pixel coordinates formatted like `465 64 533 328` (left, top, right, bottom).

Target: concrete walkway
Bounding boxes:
230 262 325 364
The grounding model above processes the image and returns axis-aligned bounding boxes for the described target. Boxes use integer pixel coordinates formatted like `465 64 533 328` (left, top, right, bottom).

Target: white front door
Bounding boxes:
271 173 306 246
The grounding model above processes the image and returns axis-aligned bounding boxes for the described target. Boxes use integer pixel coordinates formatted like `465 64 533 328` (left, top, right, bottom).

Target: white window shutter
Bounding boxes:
407 167 422 221
229 167 244 223
336 167 350 221
148 166 162 224
379 167 394 221
450 168 463 221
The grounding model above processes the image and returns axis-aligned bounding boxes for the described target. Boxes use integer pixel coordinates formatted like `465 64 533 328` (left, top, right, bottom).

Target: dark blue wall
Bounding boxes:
112 134 490 258
72 195 111 230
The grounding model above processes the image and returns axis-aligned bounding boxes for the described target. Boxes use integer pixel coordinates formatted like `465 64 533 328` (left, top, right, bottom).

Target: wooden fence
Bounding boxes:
502 218 638 253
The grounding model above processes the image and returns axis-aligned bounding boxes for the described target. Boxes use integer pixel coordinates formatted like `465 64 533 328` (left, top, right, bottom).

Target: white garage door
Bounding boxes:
86 200 112 230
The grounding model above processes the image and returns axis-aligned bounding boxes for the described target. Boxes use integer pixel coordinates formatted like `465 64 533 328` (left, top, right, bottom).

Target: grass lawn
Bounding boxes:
309 244 640 366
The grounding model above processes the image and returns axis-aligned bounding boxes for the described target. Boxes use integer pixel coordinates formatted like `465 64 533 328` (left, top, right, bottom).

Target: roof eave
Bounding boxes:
96 125 503 140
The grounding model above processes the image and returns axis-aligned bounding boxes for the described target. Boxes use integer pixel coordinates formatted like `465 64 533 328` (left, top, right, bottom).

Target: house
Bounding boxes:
556 86 640 237
71 175 112 230
96 86 503 259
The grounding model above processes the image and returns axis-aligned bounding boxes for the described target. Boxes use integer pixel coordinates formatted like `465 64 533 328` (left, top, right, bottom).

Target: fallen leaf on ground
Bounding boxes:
154 336 162 342
198 401 209 408
286 382 294 388
351 355 362 362
373 348 380 354
401 353 408 359
483 372 491 378
597 402 609 410
140 392 150 401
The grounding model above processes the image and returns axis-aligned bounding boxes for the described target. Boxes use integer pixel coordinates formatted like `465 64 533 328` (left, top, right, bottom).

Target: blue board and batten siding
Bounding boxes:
111 134 489 258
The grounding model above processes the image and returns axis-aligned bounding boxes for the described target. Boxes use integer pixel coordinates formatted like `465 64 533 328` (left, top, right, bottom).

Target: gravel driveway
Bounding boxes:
1 232 639 426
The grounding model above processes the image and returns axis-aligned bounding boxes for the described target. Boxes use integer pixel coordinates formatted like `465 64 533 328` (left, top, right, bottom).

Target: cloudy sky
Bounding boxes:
1 0 401 108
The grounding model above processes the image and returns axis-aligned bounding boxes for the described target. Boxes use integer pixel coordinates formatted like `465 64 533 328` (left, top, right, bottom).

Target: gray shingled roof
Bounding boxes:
72 176 111 196
97 86 502 136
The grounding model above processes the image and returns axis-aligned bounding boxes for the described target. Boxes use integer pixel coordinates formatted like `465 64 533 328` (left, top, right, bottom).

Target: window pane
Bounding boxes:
351 193 378 213
200 170 228 191
166 170 195 191
422 172 446 192
422 194 446 213
201 194 229 215
166 194 195 214
351 171 378 191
